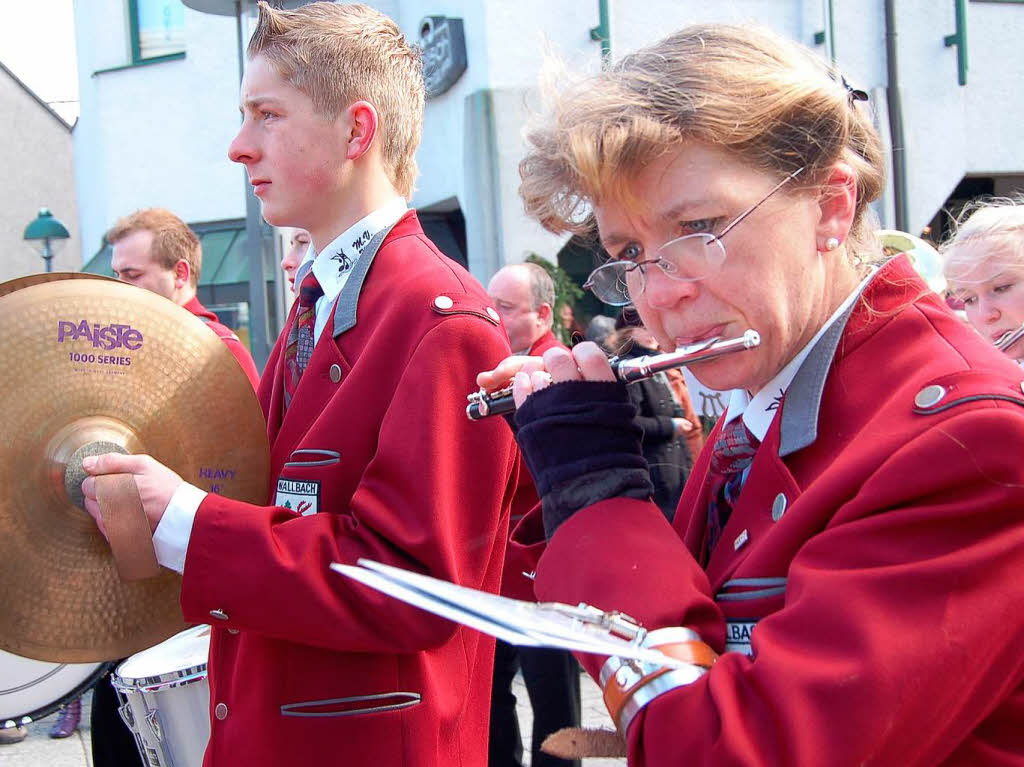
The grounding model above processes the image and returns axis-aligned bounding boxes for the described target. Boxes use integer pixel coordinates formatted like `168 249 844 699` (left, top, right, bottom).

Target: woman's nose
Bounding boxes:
642 262 699 309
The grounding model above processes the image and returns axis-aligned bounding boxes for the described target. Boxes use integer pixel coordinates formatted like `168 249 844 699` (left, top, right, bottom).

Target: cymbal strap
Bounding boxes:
95 474 161 581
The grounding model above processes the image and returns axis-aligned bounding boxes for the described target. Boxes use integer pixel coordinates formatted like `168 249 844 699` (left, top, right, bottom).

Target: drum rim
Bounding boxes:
112 662 207 693
2 661 115 727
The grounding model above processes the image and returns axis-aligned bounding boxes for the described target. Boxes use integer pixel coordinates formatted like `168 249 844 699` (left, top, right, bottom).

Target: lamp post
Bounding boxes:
23 208 71 273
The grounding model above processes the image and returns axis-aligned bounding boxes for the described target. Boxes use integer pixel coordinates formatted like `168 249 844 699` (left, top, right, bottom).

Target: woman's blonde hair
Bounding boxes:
520 24 886 263
941 195 1024 288
248 1 424 198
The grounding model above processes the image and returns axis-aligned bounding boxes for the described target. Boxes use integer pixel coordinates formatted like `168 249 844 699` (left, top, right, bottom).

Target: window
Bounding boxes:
130 0 186 63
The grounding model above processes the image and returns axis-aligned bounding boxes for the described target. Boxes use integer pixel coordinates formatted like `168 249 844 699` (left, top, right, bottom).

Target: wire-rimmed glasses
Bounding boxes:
583 167 805 306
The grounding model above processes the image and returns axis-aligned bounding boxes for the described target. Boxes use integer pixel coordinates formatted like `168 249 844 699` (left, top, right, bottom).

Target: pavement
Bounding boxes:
0 670 625 766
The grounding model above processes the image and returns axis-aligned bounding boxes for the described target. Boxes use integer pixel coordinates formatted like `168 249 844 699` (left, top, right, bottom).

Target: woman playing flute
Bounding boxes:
479 24 1024 766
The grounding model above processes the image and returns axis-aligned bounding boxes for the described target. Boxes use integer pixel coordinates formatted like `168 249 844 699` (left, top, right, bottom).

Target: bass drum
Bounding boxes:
0 647 112 727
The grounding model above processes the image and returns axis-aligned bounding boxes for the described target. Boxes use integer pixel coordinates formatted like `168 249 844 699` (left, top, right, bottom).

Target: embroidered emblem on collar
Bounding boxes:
351 229 372 252
331 248 352 275
765 389 785 412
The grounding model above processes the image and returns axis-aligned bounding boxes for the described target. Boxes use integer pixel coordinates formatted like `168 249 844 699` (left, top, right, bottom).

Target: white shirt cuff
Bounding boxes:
152 482 207 574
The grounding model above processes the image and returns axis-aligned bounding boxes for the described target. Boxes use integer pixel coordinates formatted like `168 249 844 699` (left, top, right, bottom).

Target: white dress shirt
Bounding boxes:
152 198 408 573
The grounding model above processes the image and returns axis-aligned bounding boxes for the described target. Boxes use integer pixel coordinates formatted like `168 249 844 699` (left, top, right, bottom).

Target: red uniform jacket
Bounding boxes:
180 212 518 766
184 296 260 389
515 257 1024 765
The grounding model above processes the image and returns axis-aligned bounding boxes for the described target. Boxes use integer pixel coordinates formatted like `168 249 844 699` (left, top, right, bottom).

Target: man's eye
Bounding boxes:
961 295 976 306
994 283 1015 293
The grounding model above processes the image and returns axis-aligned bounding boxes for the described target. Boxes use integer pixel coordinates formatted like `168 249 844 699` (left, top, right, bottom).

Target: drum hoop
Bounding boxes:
112 662 208 694
2 661 115 727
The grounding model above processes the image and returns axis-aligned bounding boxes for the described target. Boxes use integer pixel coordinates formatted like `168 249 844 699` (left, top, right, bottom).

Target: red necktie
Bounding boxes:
703 417 760 563
284 270 323 409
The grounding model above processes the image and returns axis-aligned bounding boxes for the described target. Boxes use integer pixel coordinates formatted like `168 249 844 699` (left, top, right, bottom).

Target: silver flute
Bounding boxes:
466 329 761 421
995 324 1024 351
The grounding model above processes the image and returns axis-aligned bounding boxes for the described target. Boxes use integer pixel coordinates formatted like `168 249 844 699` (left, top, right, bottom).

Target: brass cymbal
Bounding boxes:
0 271 116 300
0 278 269 663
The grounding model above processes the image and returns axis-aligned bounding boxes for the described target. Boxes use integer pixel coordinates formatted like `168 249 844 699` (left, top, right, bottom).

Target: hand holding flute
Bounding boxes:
471 330 761 420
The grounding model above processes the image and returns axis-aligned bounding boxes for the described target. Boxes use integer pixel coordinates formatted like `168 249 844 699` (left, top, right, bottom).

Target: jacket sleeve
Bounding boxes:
533 405 1024 766
180 315 517 654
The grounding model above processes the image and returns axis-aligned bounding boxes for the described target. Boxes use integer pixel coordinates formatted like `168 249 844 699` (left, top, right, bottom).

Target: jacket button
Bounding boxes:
329 364 342 383
434 295 454 310
771 493 787 521
209 609 229 621
914 384 946 408
227 628 239 635
215 703 229 720
486 307 500 322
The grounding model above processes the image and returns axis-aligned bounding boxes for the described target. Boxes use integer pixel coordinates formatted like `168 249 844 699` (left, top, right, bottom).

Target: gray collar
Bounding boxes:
778 277 873 457
330 224 396 338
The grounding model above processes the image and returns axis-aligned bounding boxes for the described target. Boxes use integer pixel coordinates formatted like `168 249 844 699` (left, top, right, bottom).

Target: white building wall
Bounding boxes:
73 1 243 262
0 68 80 278
72 0 1024 279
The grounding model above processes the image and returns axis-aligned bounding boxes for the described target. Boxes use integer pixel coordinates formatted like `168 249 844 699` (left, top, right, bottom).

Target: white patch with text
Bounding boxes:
275 478 320 516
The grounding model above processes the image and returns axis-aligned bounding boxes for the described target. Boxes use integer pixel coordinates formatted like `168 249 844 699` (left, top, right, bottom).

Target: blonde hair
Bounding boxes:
106 208 201 288
248 1 424 198
941 195 1024 288
520 24 885 265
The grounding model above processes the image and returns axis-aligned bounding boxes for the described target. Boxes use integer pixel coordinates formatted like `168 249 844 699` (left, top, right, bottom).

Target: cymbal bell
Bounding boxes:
0 277 270 663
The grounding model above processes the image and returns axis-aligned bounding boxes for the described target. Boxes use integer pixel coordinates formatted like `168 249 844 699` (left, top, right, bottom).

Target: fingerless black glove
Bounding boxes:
514 380 654 538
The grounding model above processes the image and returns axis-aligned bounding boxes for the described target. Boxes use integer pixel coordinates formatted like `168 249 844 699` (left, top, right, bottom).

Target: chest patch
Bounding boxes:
275 478 321 516
724 620 757 657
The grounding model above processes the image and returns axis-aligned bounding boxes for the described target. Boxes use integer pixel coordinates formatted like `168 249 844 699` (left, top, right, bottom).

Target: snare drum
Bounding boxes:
0 648 110 728
112 624 211 767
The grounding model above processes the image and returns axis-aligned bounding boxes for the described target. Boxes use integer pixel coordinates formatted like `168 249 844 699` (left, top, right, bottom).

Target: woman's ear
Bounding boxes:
815 163 857 252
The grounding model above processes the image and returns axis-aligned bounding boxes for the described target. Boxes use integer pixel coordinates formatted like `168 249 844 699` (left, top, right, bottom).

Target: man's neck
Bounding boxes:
310 169 403 254
173 287 197 308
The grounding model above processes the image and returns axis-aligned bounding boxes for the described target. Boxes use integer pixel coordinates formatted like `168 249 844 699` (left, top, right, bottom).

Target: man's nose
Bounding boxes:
228 121 258 165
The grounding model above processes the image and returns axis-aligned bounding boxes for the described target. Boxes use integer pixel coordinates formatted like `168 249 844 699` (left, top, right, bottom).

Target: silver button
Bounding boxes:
914 384 946 409
329 364 342 383
486 307 500 322
1020 381 1024 395
215 703 229 720
434 295 454 310
734 529 749 550
771 493 787 521
209 609 229 621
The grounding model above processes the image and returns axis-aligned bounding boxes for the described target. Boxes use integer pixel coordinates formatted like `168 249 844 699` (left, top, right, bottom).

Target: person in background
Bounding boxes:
108 208 261 389
583 314 616 350
559 303 585 346
486 261 581 767
941 195 1024 363
281 227 311 292
607 309 696 520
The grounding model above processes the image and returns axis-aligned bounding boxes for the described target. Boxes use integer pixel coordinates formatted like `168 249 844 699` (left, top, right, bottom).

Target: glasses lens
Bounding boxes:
585 262 635 306
656 234 726 282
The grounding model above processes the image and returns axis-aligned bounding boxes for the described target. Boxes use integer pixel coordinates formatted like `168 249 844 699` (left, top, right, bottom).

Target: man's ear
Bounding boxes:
536 303 553 325
173 259 191 289
815 162 857 252
345 100 379 161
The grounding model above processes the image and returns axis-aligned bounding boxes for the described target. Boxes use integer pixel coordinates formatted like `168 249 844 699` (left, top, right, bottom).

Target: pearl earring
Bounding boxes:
824 237 840 251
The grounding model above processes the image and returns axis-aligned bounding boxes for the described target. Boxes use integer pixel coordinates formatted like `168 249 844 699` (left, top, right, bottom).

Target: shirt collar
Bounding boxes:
299 196 408 302
724 266 878 442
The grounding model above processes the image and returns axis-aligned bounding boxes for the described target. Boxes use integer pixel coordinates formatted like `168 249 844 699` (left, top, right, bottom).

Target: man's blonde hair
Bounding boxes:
248 1 424 198
106 208 202 288
519 24 886 266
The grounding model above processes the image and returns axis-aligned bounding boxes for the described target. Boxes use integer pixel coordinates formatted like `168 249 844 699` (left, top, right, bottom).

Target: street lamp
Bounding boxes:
23 208 71 273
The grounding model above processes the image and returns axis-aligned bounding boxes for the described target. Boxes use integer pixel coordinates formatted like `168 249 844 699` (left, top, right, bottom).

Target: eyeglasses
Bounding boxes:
583 167 805 306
